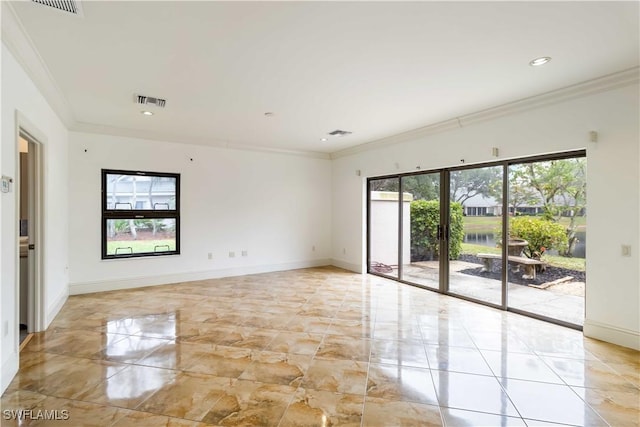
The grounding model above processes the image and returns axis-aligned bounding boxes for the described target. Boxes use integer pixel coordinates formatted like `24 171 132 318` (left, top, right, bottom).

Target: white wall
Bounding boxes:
1 43 70 391
369 193 411 267
68 132 332 293
332 83 640 350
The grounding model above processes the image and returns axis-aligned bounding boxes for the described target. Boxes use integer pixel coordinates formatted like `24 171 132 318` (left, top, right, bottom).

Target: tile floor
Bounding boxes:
1 267 638 426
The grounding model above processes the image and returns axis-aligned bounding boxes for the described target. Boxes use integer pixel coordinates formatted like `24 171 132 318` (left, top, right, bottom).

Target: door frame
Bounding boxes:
14 111 46 347
366 150 586 330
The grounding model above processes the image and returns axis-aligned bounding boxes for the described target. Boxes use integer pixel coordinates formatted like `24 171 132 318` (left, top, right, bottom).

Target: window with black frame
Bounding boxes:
102 169 180 259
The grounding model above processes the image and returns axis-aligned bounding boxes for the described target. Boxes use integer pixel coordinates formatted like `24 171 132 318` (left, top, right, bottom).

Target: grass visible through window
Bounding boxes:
107 239 176 256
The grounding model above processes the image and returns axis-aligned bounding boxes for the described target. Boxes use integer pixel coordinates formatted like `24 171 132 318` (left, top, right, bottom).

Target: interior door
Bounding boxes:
26 140 37 333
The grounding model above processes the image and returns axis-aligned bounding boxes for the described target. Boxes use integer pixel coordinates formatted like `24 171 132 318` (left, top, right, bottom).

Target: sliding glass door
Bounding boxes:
448 166 504 306
400 173 441 290
368 177 400 278
367 151 586 329
506 158 586 326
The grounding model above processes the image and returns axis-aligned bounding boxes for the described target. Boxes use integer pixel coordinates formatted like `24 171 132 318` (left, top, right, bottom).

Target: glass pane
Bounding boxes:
401 173 440 289
448 166 503 305
369 178 400 278
106 218 177 256
106 173 176 210
507 159 586 326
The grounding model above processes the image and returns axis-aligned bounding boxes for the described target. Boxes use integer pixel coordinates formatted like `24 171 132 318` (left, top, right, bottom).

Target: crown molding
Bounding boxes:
1 1 76 127
71 121 332 160
330 67 640 160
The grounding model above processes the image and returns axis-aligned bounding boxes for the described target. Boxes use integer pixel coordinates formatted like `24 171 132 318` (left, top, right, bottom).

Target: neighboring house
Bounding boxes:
454 191 582 217
456 193 504 216
106 177 175 211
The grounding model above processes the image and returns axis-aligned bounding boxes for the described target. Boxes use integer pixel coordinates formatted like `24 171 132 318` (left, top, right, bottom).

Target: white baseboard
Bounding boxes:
584 319 640 350
331 259 363 273
1 352 18 394
69 259 331 295
45 288 69 329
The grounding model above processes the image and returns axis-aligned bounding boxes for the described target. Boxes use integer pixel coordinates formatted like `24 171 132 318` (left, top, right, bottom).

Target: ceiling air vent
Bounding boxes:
328 129 352 137
135 95 167 108
31 0 82 15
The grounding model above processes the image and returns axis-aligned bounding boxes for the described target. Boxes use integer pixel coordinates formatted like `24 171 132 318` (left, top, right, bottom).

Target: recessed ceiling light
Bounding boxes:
141 111 154 116
529 57 551 67
320 138 328 142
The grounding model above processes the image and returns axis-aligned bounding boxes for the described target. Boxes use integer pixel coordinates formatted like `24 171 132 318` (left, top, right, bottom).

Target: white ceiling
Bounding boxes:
9 1 640 154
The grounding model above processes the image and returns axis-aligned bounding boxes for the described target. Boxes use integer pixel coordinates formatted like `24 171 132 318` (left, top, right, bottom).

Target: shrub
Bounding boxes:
113 219 130 233
410 200 463 260
509 217 568 258
449 203 464 259
133 218 167 233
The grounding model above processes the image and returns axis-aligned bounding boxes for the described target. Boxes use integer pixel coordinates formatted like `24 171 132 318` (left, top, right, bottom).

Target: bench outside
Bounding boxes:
476 253 546 279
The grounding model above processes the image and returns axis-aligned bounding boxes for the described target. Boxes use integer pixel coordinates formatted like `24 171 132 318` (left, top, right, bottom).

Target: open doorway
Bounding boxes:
17 131 42 349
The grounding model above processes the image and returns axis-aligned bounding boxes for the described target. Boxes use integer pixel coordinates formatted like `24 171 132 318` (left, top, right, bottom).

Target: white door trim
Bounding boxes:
14 111 46 343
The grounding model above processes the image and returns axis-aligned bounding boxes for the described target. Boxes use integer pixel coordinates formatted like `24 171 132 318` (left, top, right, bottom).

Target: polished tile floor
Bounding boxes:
2 267 638 426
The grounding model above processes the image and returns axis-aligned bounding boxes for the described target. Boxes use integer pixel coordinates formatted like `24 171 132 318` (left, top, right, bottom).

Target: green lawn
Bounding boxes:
460 242 585 272
460 242 501 256
107 239 176 255
461 216 502 231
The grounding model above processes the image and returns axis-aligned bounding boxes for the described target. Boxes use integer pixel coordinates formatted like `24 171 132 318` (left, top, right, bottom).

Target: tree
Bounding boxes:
148 176 161 236
128 176 138 239
559 159 586 256
370 178 398 192
108 175 137 239
402 174 439 201
108 175 128 238
148 176 175 236
522 158 586 256
370 175 439 201
450 168 501 205
489 165 539 214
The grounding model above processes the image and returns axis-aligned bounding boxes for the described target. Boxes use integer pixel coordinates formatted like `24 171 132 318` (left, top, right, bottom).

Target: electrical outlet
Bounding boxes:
208 253 213 260
343 248 346 254
229 251 235 258
312 245 316 252
241 250 248 257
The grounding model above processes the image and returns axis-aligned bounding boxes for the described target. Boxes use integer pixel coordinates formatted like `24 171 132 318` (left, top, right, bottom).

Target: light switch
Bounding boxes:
1 176 13 193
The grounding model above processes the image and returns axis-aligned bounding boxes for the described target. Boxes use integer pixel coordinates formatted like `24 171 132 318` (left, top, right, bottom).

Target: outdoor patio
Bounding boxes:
401 260 585 326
